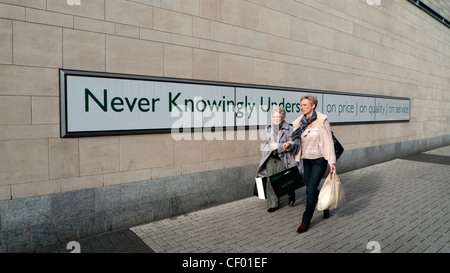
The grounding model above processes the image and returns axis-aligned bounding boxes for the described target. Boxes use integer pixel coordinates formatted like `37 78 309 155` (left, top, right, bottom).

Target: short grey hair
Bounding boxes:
271 106 286 117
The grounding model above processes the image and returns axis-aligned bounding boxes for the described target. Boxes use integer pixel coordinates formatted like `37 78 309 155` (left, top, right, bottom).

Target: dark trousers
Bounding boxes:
265 157 286 208
302 157 328 223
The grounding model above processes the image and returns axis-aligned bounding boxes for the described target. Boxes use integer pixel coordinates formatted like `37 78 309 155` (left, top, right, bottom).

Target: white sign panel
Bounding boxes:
322 94 410 123
323 94 375 123
60 70 410 137
375 98 410 121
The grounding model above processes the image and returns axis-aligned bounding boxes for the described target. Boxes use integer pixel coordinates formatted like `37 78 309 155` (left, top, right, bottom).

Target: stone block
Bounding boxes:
119 134 174 171
51 189 95 220
0 3 25 20
150 198 172 221
0 19 12 64
0 226 31 253
106 35 163 76
171 192 209 216
32 96 59 125
59 175 103 193
153 7 192 36
211 21 234 43
174 136 202 165
202 137 248 161
106 0 153 28
193 17 211 39
79 137 119 176
0 65 58 96
193 47 218 80
26 8 73 28
13 21 62 68
121 179 167 207
208 185 234 207
0 96 31 125
0 185 10 201
11 180 60 200
47 0 104 20
49 138 79 180
114 23 139 38
239 1 260 30
219 53 255 84
139 28 171 43
74 17 114 35
238 165 256 198
163 44 193 78
151 165 181 180
166 174 207 197
30 218 78 249
163 0 199 15
0 139 49 185
63 29 105 71
200 0 217 19
261 8 291 37
95 185 121 212
78 212 107 238
217 0 239 25
217 168 241 189
0 195 51 229
104 169 151 186
105 203 154 231
235 27 268 51
0 125 59 141
181 159 224 175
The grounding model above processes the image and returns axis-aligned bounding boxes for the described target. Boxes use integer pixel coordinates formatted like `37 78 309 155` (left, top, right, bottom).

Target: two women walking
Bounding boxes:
257 95 337 234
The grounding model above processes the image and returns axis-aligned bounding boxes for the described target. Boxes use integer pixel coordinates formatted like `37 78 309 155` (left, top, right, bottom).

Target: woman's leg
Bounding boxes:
301 157 327 224
265 158 285 210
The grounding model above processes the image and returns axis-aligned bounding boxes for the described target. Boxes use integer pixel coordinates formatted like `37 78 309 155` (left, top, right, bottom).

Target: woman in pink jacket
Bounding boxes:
284 95 336 234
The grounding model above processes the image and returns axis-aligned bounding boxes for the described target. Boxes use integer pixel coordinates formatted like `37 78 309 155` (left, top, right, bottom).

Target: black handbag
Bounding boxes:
332 131 344 160
269 166 305 198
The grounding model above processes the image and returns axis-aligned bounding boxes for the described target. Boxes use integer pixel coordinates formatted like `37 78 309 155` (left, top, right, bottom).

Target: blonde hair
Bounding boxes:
301 95 318 108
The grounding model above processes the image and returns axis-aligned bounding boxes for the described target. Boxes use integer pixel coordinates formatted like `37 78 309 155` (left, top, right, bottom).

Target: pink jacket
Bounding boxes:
290 111 336 165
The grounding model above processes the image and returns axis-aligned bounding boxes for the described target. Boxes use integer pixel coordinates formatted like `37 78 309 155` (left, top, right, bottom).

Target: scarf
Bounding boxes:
291 110 317 155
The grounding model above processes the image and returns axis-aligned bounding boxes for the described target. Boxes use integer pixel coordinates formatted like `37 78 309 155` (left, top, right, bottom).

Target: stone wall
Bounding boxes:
0 0 449 252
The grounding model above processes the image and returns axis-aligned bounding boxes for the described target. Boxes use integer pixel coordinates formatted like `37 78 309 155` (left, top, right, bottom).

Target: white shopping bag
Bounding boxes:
255 177 267 199
317 171 345 211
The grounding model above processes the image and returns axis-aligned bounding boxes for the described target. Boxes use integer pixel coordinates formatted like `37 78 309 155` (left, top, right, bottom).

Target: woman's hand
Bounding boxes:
270 143 278 150
283 142 291 151
329 163 336 173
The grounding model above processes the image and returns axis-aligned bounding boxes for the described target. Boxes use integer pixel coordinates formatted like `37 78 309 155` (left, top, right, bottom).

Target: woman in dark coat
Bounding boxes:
256 107 297 212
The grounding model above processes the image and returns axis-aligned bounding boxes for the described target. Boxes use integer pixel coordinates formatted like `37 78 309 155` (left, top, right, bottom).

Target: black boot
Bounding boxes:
288 194 296 206
323 209 330 219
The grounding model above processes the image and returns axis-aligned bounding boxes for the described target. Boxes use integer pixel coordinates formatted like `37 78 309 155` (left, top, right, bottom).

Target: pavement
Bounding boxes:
34 145 449 254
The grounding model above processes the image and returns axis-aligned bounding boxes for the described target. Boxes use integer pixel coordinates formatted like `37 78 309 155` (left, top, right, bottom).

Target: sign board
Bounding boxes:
60 70 410 137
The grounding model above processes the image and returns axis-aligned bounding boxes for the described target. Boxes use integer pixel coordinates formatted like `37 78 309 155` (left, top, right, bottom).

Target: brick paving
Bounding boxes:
35 145 449 253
